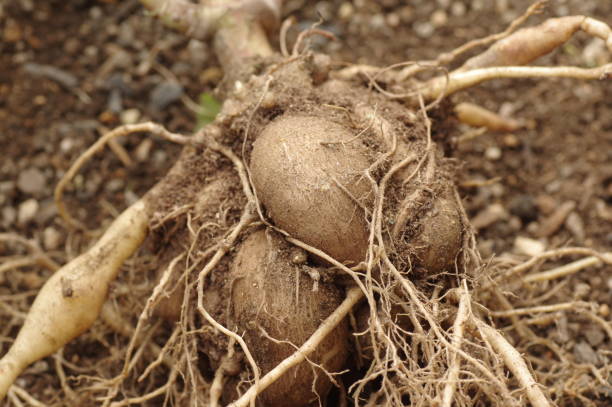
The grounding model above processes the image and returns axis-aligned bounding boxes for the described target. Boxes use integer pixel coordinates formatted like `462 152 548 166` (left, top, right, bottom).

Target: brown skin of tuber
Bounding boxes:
411 188 463 273
230 230 349 407
154 174 238 322
250 112 463 273
250 115 373 265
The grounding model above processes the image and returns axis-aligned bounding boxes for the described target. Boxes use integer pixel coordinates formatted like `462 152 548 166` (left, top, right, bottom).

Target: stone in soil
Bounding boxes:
513 236 545 257
17 168 46 195
2 206 17 228
18 198 39 225
573 342 602 366
583 327 605 347
43 226 62 250
508 194 537 222
149 81 184 111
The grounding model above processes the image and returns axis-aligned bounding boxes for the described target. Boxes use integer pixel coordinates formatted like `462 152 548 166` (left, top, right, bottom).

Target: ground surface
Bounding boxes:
0 0 610 405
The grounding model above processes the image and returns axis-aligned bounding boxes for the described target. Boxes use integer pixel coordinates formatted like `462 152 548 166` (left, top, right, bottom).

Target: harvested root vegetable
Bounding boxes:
1 1 611 406
230 230 348 406
250 115 373 264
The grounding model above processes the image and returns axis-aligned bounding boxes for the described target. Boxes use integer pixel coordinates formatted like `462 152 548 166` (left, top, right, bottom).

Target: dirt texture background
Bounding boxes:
0 0 610 405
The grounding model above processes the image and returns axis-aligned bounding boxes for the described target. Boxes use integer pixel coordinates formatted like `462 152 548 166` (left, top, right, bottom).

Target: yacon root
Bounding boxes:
0 199 149 397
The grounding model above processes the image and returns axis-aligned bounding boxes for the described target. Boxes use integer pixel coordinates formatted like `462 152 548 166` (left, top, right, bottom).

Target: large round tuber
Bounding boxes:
250 115 372 264
230 230 349 407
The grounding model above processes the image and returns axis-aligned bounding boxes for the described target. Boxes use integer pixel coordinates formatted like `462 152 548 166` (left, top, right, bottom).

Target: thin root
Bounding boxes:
55 122 190 230
229 286 364 407
475 318 551 407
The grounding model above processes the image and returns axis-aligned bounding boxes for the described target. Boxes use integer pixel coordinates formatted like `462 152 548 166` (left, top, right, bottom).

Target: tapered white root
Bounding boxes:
441 282 470 407
455 102 523 132
458 16 612 71
475 319 551 407
0 199 149 399
229 286 364 407
523 253 612 283
423 64 611 100
421 15 612 101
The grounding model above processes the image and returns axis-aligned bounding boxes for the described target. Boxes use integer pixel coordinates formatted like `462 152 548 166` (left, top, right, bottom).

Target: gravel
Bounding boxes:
17 167 46 196
149 81 184 111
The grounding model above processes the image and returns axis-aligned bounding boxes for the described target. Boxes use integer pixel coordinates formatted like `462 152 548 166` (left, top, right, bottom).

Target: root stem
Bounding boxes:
441 281 470 407
475 319 551 407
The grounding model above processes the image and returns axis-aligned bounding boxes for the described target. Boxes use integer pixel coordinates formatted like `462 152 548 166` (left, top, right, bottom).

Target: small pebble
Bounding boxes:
2 206 17 227
117 23 135 47
573 342 601 366
430 10 447 27
472 0 485 11
0 181 14 195
64 38 80 55
413 21 434 38
149 81 183 111
398 6 413 22
17 167 46 195
290 248 308 265
370 14 386 30
485 146 502 161
386 13 400 27
171 61 191 76
489 183 505 198
35 199 56 225
573 283 590 300
120 108 140 125
106 178 125 193
33 95 46 105
564 212 585 242
43 226 62 250
535 194 556 215
84 45 98 58
3 19 22 42
124 190 139 206
502 134 520 148
554 314 570 343
89 6 102 19
60 137 74 153
18 199 39 225
508 194 537 222
134 138 153 162
107 89 123 113
513 236 545 257
450 2 466 17
105 73 132 94
584 327 605 347
152 150 167 168
508 216 522 232
338 2 354 19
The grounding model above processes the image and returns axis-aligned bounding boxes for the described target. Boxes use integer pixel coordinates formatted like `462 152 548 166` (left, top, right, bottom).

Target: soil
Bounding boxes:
0 0 610 406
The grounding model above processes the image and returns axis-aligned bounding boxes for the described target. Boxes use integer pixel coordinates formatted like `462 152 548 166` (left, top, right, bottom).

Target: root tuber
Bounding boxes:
0 199 149 398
